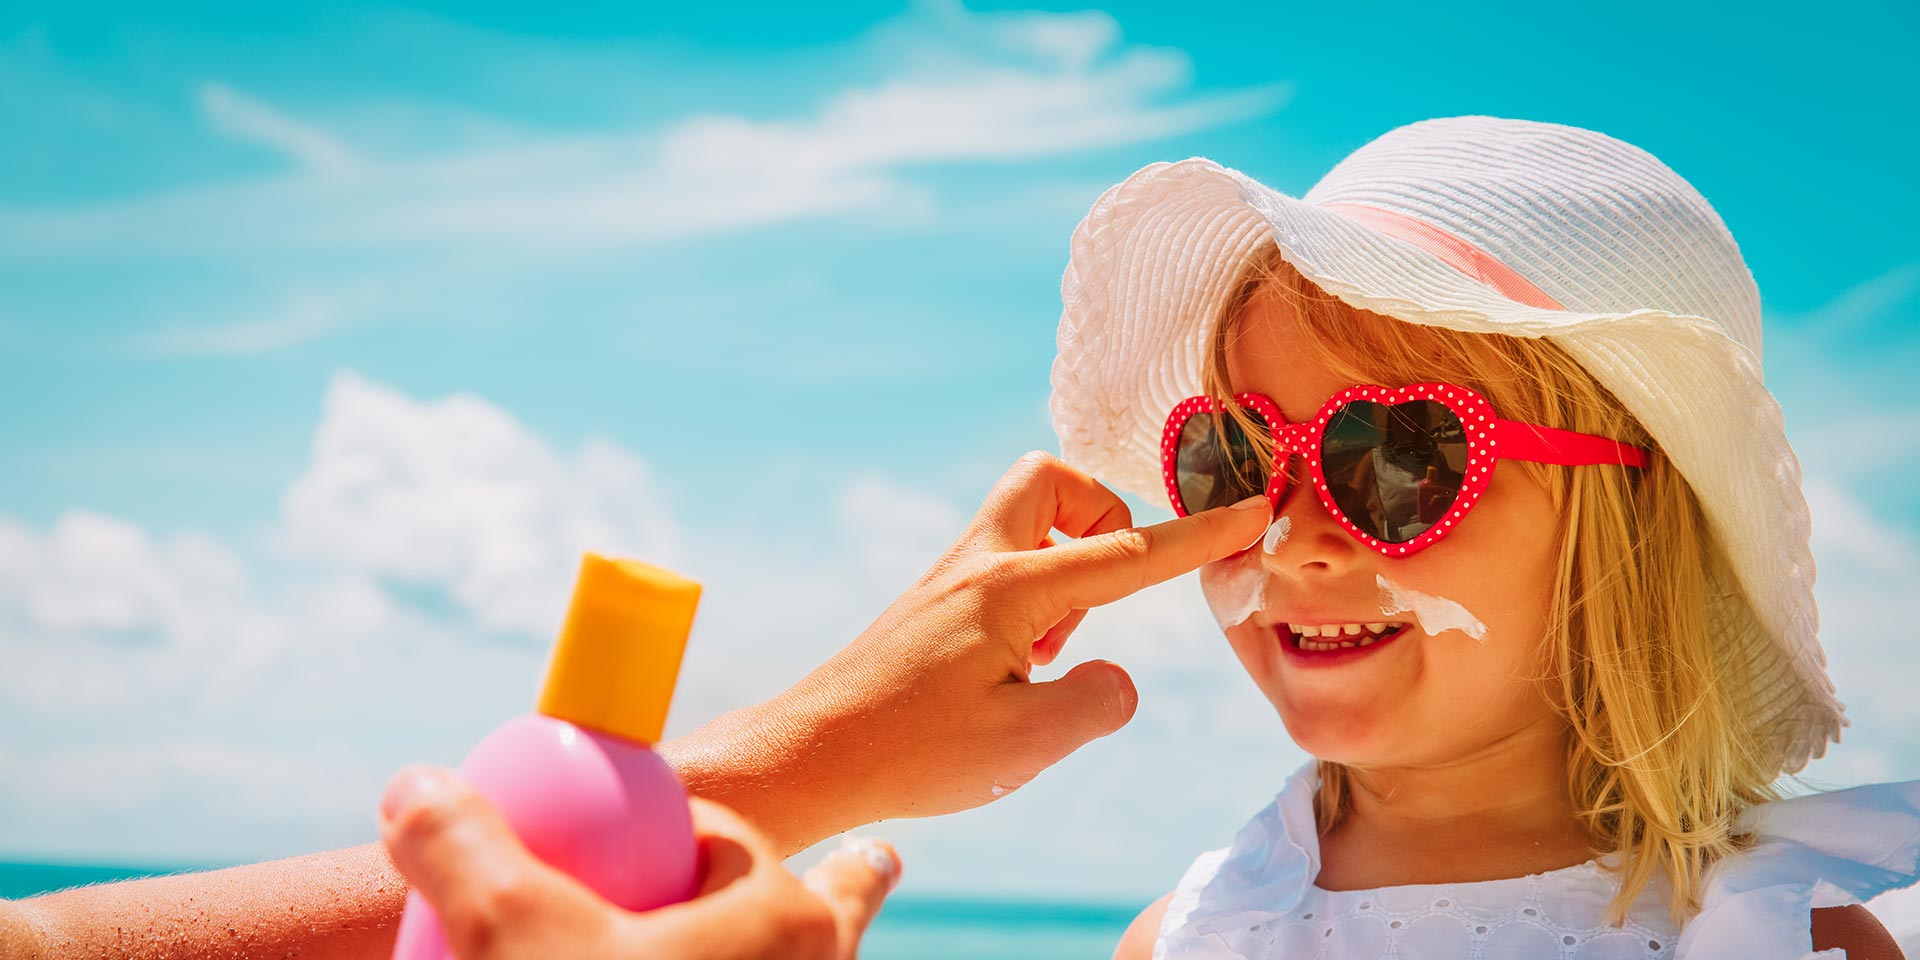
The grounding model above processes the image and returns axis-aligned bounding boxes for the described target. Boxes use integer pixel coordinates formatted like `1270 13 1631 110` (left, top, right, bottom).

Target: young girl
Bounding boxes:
1048 116 1920 958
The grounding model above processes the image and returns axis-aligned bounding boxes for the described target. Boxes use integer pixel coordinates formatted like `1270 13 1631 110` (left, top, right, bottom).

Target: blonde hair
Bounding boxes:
1201 243 1781 927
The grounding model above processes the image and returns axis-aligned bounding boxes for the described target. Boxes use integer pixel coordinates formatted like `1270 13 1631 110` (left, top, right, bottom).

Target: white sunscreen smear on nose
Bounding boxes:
1199 551 1270 629
1261 516 1292 554
1375 573 1487 641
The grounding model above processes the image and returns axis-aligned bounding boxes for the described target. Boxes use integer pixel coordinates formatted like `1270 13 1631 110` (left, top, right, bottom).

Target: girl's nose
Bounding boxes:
1258 481 1368 578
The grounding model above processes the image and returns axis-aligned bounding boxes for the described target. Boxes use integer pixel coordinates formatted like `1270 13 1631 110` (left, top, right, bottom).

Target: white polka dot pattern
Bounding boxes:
1159 382 1520 560
1204 864 1678 960
1156 762 1920 960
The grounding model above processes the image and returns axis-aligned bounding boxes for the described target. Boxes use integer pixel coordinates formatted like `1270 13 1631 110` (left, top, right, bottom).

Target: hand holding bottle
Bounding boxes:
379 764 900 960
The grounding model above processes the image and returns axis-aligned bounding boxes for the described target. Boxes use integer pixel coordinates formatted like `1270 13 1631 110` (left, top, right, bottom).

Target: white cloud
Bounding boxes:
198 82 364 176
1757 266 1920 788
1769 263 1920 480
1805 474 1920 582
7 740 377 821
1781 262 1920 336
835 473 968 582
137 291 355 356
0 511 282 708
0 2 1287 257
279 371 683 638
655 45 1273 176
1793 473 1920 804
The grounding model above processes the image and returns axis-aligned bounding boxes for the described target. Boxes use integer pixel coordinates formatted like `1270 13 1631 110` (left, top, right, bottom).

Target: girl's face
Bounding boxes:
1206 286 1566 769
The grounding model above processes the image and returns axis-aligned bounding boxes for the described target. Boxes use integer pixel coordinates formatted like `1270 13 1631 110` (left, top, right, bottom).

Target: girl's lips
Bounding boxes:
1275 623 1412 667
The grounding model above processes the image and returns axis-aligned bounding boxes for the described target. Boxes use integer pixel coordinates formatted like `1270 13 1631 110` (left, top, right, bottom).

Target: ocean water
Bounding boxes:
0 861 1132 958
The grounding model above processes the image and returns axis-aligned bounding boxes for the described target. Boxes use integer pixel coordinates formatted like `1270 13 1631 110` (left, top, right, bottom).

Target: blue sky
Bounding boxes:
2 0 1918 903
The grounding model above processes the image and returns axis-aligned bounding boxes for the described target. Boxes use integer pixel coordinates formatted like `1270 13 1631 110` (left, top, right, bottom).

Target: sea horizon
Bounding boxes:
0 858 1136 959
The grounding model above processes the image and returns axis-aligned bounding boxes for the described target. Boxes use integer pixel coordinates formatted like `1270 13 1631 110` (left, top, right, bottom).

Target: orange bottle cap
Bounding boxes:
536 553 700 745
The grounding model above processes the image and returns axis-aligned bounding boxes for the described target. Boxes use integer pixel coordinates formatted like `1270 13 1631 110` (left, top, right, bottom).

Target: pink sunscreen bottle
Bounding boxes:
390 553 703 960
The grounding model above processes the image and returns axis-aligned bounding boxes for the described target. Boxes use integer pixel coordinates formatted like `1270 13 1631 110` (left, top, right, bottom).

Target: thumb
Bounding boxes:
1008 658 1139 769
801 835 902 951
379 764 609 956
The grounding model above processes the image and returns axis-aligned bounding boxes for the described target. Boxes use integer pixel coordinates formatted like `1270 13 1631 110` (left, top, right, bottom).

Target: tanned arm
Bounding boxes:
0 722 791 960
1812 904 1905 960
1 844 404 960
1111 892 1173 960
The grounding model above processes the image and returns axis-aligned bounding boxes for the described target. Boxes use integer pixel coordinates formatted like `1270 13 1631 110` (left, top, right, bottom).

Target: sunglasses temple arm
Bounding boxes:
1489 419 1652 468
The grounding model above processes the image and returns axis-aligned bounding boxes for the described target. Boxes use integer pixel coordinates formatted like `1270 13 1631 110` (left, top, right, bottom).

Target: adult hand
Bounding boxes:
665 451 1271 855
379 764 900 960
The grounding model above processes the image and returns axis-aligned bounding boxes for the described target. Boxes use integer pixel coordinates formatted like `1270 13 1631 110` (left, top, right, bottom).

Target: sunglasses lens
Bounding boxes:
1320 399 1467 543
1175 410 1272 514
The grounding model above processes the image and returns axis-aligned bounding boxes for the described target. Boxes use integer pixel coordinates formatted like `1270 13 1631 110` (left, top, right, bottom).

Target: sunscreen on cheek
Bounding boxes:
1375 573 1487 641
1199 551 1270 629
391 555 701 960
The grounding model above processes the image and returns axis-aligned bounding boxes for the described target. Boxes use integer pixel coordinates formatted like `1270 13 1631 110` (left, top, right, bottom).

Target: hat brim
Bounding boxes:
1049 158 1843 775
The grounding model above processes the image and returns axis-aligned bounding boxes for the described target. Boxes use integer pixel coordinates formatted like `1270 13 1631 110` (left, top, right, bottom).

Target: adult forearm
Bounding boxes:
0 713 832 960
4 842 405 960
661 688 856 859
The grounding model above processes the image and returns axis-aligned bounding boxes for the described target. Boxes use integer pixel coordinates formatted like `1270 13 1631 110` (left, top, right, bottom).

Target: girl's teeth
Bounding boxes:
1290 622 1403 651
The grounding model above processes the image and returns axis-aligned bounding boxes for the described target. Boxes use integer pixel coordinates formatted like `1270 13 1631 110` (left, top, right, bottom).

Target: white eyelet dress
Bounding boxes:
1154 762 1920 960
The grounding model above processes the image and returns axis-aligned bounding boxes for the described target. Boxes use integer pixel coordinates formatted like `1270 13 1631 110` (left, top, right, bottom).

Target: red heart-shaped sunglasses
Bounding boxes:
1161 382 1653 557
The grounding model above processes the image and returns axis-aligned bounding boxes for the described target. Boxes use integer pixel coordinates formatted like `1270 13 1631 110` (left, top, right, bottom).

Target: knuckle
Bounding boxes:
973 452 1064 531
1003 450 1063 487
1014 449 1058 470
444 877 535 957
477 875 542 928
393 788 468 846
1098 526 1153 566
1098 528 1156 593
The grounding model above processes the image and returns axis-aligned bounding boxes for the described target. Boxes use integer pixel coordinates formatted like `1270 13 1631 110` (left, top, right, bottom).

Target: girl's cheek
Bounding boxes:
1197 553 1271 630
1224 624 1290 706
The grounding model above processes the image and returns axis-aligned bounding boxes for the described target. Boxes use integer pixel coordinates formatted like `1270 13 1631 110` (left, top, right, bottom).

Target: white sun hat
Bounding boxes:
1048 115 1843 777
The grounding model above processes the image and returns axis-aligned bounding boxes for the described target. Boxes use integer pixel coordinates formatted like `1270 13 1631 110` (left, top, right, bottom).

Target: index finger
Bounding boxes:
1010 496 1271 613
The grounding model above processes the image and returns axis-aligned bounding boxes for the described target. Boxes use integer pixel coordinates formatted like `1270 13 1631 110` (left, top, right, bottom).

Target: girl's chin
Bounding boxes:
1270 700 1404 761
1287 734 1388 765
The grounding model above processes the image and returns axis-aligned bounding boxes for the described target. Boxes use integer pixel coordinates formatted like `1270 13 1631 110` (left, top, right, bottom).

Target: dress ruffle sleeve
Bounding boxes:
1155 764 1321 960
1675 778 1920 959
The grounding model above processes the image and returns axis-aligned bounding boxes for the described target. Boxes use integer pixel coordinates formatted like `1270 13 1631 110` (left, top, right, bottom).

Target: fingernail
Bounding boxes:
1226 496 1272 549
839 835 901 892
380 764 455 825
